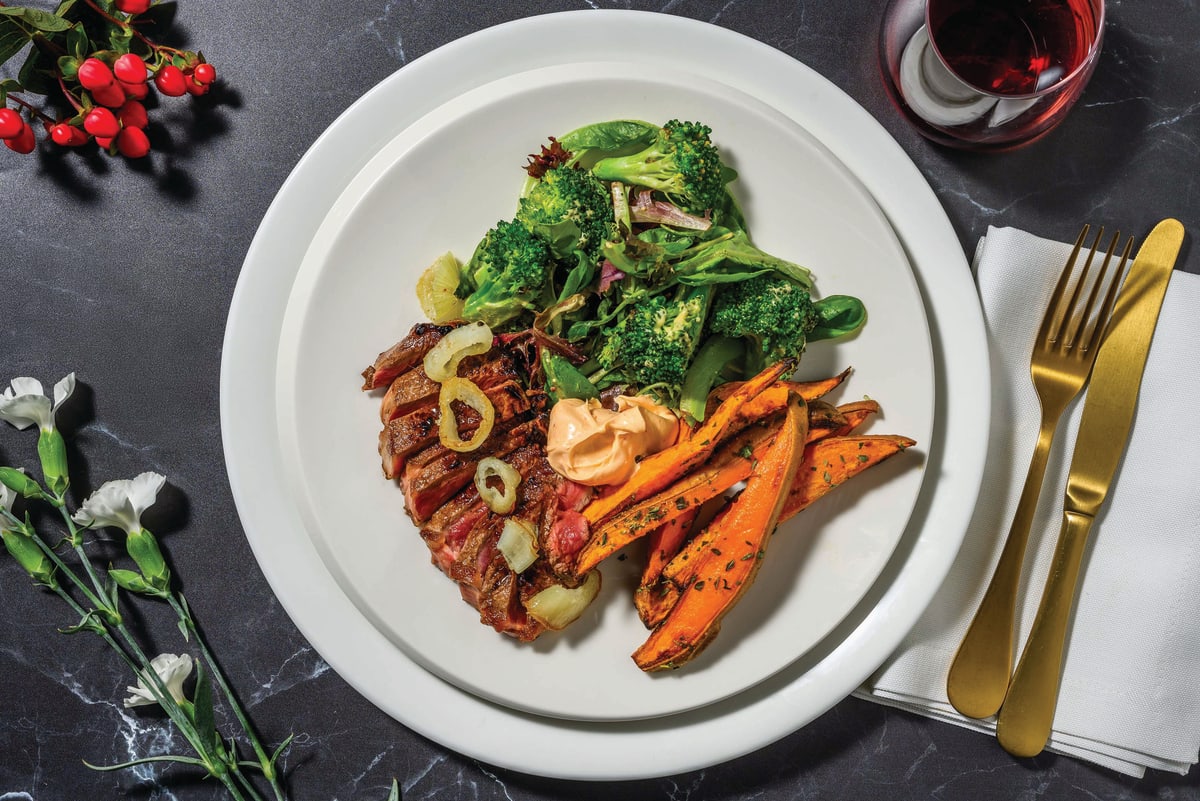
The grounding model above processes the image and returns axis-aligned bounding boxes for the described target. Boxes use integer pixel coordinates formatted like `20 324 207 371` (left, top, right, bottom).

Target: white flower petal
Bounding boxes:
123 684 158 708
0 482 15 514
51 373 76 412
73 478 141 532
7 377 44 397
123 652 193 709
127 472 166 518
0 392 52 431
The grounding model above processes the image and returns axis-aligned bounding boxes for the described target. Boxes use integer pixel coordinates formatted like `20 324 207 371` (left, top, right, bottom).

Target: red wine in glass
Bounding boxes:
927 0 1099 96
877 0 1104 149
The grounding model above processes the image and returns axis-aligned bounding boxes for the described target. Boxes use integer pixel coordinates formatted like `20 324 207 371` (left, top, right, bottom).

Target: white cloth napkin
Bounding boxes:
856 226 1200 778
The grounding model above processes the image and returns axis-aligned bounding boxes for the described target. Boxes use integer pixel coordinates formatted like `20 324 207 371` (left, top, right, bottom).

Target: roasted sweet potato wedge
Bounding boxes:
632 392 808 671
581 359 793 529
572 421 778 576
705 367 853 414
633 508 699 629
779 434 916 522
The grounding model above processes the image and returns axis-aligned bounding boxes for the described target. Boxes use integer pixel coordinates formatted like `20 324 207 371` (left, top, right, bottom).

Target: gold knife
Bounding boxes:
994 218 1186 758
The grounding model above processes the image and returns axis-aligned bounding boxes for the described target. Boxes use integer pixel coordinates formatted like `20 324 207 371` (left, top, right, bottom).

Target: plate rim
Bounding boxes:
221 9 990 780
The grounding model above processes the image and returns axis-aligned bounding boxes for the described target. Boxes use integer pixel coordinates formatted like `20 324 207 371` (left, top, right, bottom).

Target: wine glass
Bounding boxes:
879 0 1105 150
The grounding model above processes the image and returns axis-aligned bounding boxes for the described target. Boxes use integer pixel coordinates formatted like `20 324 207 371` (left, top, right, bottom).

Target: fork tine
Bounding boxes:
1070 229 1122 348
1039 224 1090 345
1058 226 1104 348
1083 235 1135 353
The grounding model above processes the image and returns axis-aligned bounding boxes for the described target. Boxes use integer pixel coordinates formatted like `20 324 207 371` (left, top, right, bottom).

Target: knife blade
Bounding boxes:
995 218 1185 759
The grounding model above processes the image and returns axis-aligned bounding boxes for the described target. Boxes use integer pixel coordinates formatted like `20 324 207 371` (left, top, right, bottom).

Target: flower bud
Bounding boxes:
0 467 43 499
109 567 165 597
125 527 170 591
2 529 56 587
36 428 69 495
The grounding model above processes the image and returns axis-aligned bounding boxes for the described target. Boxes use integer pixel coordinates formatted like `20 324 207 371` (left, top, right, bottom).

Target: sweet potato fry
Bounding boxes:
805 400 848 443
633 508 699 629
632 392 808 671
834 399 881 435
705 367 853 413
581 359 793 529
779 434 917 522
572 421 778 576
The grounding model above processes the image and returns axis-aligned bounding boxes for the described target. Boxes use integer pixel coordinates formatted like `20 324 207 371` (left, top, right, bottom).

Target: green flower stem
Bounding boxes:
169 593 287 801
39 552 255 801
18 506 263 801
51 501 116 616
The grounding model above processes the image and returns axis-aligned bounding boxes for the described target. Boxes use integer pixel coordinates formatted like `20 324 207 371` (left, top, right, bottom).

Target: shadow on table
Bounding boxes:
33 82 242 205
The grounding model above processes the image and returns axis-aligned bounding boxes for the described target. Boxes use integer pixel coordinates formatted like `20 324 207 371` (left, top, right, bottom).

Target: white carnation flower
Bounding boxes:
123 652 193 708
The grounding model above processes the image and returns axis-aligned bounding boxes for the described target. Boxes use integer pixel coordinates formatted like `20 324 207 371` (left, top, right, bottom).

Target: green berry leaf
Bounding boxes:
65 23 87 60
107 25 132 51
0 7 74 34
57 54 79 80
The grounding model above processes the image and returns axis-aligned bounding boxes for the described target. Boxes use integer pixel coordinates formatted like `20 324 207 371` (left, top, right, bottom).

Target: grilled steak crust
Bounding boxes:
361 322 454 391
379 379 532 479
379 348 519 423
366 324 593 640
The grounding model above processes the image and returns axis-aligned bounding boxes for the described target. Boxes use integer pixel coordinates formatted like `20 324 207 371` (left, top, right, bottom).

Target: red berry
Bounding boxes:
192 63 216 85
77 57 115 92
95 135 114 149
184 72 210 96
154 65 187 97
0 107 21 139
50 123 89 147
4 122 36 154
117 99 149 129
113 53 148 84
116 126 150 158
119 79 149 100
115 0 151 13
83 107 120 138
91 81 127 109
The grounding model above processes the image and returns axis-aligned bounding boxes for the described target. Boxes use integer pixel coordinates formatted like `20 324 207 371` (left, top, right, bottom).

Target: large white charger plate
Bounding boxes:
274 62 933 721
223 9 990 780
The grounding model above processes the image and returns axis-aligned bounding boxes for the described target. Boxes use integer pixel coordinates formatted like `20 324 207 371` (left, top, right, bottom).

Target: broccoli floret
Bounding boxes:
709 274 868 374
516 164 617 264
459 219 556 329
708 273 821 372
590 120 727 214
595 285 711 401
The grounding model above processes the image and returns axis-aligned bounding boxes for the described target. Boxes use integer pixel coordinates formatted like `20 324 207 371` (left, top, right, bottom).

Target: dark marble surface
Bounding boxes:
2 1 1198 799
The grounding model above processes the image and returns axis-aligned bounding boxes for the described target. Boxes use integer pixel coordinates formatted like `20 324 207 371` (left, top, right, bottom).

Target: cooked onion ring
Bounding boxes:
438 377 495 452
423 321 493 382
474 456 520 514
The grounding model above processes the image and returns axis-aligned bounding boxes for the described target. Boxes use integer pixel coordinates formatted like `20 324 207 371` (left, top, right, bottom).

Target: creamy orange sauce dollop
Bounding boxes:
546 396 680 486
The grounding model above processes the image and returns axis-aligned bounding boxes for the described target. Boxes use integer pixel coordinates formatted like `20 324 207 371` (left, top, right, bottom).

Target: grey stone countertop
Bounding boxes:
1 1 1197 799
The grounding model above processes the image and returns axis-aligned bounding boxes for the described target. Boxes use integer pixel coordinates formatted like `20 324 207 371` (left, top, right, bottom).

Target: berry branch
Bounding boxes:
0 0 219 159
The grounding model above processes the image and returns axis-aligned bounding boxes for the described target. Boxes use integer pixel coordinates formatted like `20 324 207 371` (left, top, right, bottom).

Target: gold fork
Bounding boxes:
946 225 1134 720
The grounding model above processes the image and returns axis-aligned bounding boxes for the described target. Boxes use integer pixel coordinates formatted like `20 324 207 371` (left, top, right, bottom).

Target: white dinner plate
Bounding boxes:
223 9 989 779
274 62 933 721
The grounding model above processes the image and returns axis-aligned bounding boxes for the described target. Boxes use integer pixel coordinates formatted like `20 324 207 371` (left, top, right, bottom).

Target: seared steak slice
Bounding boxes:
420 485 489 574
478 560 545 641
379 349 519 423
379 380 532 478
400 419 541 522
361 323 454 390
449 514 502 587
